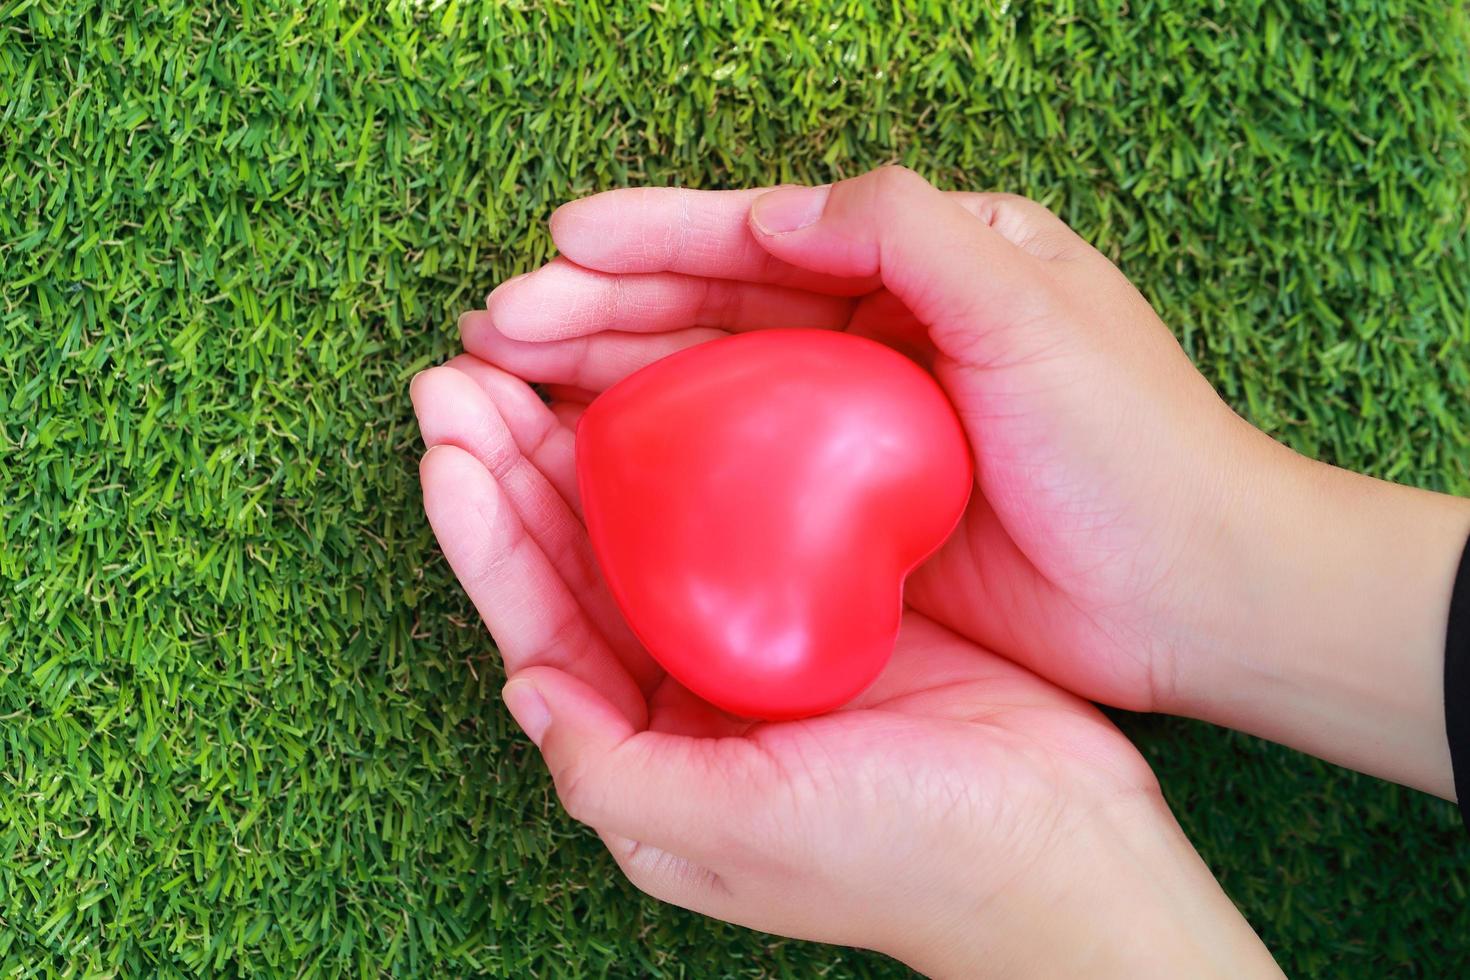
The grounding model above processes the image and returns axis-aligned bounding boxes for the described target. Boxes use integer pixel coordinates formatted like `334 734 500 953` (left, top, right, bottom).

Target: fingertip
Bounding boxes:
443 351 486 376
411 361 459 390
418 440 470 482
419 443 507 551
419 436 493 484
502 677 552 747
486 259 587 341
484 272 529 328
410 364 464 430
547 198 576 241
515 666 642 783
411 363 478 425
462 305 543 352
418 442 468 500
549 196 600 258
458 308 497 349
408 367 430 404
482 271 526 308
458 313 524 373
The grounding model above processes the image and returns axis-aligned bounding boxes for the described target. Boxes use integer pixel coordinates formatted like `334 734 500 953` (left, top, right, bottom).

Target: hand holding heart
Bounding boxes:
418 166 1469 972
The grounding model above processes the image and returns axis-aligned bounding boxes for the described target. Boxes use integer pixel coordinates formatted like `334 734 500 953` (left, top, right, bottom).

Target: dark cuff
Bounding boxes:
1445 533 1470 831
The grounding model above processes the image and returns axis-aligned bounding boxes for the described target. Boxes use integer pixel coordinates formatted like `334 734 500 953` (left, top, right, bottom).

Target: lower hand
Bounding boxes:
411 358 1279 977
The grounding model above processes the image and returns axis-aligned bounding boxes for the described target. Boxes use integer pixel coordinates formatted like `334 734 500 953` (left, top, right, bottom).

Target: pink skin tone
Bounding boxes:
414 166 1470 975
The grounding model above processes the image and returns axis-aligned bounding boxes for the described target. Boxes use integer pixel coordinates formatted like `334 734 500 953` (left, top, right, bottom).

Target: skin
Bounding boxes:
415 165 1470 973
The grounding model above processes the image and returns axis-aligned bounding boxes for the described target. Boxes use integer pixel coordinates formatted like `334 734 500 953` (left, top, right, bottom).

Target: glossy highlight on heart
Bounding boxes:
576 329 973 720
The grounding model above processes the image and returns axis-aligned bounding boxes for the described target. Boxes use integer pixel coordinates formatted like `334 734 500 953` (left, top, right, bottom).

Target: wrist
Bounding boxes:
896 791 1280 979
1172 434 1470 796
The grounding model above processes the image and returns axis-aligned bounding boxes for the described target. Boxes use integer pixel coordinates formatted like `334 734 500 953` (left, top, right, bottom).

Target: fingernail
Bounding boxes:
503 679 551 747
751 184 830 235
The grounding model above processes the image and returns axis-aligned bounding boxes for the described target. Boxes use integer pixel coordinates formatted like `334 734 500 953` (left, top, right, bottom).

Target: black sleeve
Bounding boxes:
1445 533 1470 831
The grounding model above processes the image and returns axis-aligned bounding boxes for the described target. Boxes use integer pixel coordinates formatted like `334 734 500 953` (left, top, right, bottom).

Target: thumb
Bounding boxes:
502 666 777 865
502 664 635 754
748 166 1057 365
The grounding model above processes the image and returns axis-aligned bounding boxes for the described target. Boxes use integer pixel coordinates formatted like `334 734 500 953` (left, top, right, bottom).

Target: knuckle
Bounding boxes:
868 163 928 196
984 191 1046 224
617 843 670 900
463 529 518 593
469 429 516 479
993 190 1037 208
1020 197 1066 230
970 192 1081 260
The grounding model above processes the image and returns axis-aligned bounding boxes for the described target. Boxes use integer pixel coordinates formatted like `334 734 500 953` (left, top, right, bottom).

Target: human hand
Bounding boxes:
410 357 1279 976
460 167 1470 797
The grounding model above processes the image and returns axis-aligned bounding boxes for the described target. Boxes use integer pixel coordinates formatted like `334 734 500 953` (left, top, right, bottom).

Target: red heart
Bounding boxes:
577 330 973 720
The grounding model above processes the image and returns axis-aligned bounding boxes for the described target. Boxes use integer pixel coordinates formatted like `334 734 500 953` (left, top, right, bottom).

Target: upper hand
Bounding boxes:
458 166 1259 716
460 165 1470 797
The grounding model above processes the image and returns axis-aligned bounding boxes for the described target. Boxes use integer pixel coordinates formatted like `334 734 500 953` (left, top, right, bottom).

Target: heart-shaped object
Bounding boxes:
576 329 973 720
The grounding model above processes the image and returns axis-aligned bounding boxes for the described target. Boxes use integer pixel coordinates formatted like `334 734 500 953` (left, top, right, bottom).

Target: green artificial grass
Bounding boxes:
2 0 1469 975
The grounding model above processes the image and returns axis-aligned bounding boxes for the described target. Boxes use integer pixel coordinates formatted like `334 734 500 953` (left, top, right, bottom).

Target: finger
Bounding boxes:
419 444 648 725
543 186 1018 292
412 367 656 686
485 256 855 342
506 665 779 864
461 314 723 391
747 167 1061 371
440 354 581 516
550 186 880 294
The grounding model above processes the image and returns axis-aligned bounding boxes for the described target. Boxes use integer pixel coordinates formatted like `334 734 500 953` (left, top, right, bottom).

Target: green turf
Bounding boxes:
3 0 1468 975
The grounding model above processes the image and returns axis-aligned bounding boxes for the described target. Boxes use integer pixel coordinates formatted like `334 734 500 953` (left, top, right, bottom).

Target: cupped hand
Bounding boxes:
458 167 1274 715
459 166 1470 798
410 358 1275 976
